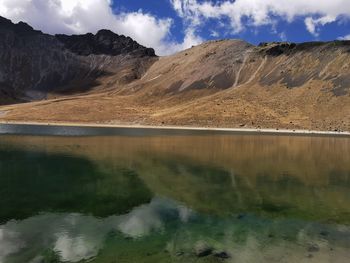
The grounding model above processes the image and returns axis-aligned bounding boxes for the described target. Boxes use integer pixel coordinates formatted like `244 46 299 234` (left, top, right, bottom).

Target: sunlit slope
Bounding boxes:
1 39 350 131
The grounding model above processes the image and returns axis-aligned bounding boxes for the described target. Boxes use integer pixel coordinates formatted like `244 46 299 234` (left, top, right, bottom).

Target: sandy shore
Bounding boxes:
0 120 349 137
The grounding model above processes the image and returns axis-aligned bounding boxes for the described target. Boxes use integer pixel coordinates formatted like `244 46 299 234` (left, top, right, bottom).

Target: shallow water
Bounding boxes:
0 132 350 262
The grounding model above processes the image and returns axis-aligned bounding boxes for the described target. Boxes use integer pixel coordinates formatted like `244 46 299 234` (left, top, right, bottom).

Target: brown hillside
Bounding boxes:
0 20 350 131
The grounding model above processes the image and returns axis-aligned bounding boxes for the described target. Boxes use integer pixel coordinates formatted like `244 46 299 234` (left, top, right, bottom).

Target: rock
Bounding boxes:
258 42 269 47
194 241 213 257
320 230 329 236
214 251 231 259
175 251 184 257
307 244 320 252
260 42 297 56
237 213 246 219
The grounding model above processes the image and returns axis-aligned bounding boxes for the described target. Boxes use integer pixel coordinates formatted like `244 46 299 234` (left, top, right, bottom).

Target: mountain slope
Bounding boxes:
0 17 349 131
0 16 156 104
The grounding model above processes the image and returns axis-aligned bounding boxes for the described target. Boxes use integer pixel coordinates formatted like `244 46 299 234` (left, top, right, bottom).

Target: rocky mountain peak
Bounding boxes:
56 29 156 57
0 16 41 35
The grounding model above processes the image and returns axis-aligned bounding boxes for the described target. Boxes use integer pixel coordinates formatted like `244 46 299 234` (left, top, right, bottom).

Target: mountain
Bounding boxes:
0 16 349 131
0 16 156 104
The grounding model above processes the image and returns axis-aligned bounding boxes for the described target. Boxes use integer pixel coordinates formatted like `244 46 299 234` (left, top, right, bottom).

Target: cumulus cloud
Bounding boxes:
0 0 200 55
337 34 350 40
304 15 337 37
170 0 350 37
160 28 203 55
279 32 287 41
1 0 349 56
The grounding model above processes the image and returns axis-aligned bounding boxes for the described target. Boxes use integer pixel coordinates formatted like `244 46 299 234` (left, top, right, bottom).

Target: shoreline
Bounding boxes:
0 120 349 137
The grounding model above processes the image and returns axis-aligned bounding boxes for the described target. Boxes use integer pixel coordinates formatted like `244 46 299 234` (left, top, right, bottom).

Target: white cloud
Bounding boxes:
0 0 200 55
210 30 219 37
170 0 350 37
2 0 348 56
279 31 287 41
304 15 336 36
337 34 350 40
161 28 203 55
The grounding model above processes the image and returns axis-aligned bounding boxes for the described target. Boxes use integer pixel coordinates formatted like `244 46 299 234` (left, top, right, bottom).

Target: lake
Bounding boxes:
0 128 350 262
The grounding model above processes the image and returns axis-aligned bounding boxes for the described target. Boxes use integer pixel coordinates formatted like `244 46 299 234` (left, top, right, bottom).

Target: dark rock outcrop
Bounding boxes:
56 30 155 57
258 42 297 56
259 40 350 57
0 16 41 36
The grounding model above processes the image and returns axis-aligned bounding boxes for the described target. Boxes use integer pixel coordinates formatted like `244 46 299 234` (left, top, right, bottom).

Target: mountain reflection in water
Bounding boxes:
0 133 349 262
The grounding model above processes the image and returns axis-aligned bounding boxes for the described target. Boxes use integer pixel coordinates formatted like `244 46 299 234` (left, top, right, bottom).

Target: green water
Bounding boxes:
0 134 350 263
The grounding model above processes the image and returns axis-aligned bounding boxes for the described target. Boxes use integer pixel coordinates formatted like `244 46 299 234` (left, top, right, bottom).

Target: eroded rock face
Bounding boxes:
258 42 297 56
0 16 156 103
256 41 350 93
258 40 350 57
56 30 155 57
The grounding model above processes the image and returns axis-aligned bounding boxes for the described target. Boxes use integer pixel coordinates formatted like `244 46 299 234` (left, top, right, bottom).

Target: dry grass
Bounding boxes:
1 40 350 132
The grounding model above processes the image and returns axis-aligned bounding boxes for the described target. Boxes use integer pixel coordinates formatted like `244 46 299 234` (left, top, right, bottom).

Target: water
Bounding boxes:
0 131 350 262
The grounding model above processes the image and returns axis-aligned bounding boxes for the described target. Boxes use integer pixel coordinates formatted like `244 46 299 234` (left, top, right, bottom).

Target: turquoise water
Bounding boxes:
0 133 349 262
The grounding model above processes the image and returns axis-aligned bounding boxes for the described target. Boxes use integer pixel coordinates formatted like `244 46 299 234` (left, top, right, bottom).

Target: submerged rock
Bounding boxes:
214 251 231 259
175 251 184 257
320 230 329 237
307 244 320 252
194 241 213 257
237 213 246 219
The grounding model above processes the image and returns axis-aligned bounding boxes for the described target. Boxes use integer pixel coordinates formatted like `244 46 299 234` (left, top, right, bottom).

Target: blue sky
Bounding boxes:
0 0 350 55
112 0 187 44
113 0 350 45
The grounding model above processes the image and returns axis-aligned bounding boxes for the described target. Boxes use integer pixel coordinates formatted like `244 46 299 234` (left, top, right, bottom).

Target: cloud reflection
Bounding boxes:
0 197 194 263
0 228 25 263
0 197 350 263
